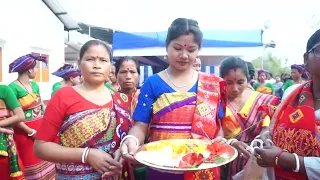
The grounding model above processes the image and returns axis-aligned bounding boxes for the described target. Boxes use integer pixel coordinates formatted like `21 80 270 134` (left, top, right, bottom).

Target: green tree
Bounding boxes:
251 53 290 77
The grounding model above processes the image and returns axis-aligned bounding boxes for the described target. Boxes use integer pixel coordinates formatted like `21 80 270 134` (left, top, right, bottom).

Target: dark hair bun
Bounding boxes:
219 57 249 80
166 18 203 48
170 18 199 28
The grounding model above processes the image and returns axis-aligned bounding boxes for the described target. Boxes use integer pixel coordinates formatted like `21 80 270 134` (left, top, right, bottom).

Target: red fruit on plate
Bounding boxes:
182 153 197 165
207 142 221 152
221 145 234 154
194 154 204 166
207 142 233 156
216 150 224 156
206 153 215 162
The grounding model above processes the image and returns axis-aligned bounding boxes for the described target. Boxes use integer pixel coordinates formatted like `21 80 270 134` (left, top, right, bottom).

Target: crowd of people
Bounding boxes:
0 17 319 180
249 64 310 99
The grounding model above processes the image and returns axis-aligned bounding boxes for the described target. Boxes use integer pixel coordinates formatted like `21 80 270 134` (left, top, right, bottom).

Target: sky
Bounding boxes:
58 0 320 65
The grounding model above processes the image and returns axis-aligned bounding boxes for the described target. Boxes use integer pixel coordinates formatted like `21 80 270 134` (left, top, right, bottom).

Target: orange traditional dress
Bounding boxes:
253 82 274 95
132 73 227 180
221 91 279 179
267 81 319 180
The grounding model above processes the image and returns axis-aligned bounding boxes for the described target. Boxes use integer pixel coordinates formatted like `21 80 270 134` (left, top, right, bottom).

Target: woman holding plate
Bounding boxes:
120 18 228 180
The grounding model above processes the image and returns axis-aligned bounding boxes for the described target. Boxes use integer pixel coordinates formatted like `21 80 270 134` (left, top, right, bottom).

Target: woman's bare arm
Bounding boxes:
34 140 83 163
128 122 149 144
0 107 25 127
15 122 35 135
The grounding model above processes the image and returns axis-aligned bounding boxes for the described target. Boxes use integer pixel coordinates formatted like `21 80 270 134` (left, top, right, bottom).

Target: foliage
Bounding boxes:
251 53 290 77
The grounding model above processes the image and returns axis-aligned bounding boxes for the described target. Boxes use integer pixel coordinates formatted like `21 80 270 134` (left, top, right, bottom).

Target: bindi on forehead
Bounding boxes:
233 78 238 83
183 43 198 50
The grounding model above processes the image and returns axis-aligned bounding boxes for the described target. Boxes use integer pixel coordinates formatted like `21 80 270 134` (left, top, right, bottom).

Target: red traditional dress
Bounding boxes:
269 81 320 180
36 87 135 179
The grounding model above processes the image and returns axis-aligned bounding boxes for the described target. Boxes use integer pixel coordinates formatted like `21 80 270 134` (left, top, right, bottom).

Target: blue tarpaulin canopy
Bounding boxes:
113 30 263 50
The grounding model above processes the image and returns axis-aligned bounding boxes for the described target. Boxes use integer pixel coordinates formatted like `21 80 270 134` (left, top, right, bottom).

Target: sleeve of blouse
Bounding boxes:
304 157 320 179
35 90 67 142
132 78 155 124
283 80 292 92
267 83 274 93
253 83 259 90
3 86 21 110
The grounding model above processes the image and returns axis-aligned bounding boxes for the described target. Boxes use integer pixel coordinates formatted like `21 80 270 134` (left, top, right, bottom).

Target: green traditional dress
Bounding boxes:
9 81 56 180
0 85 24 180
51 82 62 96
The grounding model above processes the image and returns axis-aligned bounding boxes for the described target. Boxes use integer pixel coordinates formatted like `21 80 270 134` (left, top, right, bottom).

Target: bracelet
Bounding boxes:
226 138 237 146
120 135 140 147
275 149 288 167
84 148 90 163
292 153 300 173
81 147 89 164
28 129 37 137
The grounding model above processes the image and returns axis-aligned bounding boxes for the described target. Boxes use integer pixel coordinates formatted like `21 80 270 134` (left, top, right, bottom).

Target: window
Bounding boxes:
0 47 2 82
31 52 49 82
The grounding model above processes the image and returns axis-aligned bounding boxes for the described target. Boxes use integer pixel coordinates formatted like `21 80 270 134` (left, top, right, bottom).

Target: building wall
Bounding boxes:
0 0 65 100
